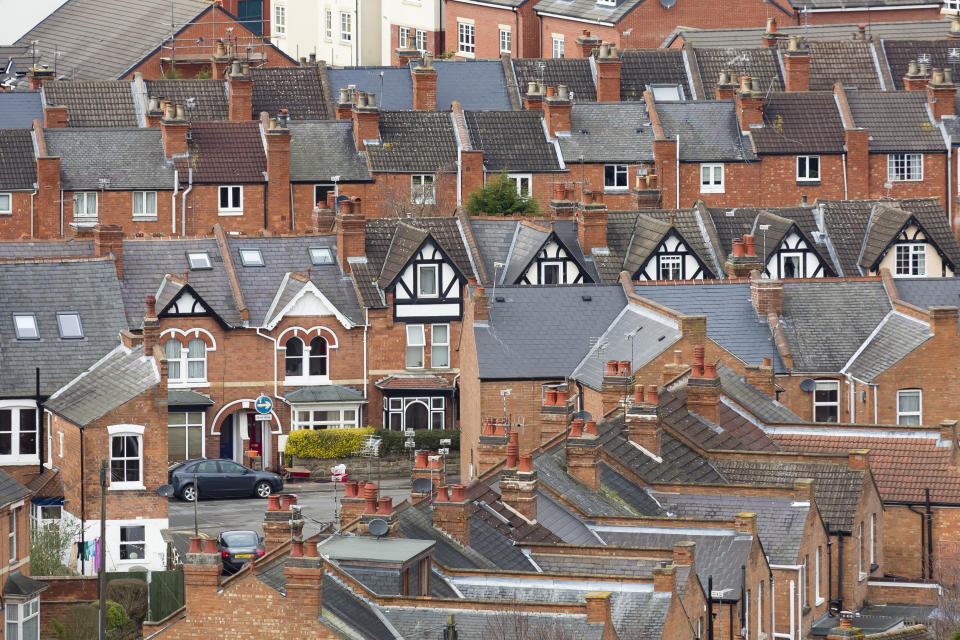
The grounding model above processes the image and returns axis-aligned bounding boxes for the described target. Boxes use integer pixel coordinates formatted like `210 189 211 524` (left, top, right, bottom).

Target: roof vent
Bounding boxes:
495 296 505 303
582 295 592 301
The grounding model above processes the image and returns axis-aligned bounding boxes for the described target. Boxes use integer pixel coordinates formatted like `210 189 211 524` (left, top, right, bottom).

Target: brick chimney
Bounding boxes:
160 104 189 158
903 60 930 91
848 449 870 470
673 541 696 572
575 30 602 57
595 43 621 102
725 233 764 277
336 197 366 273
716 69 737 100
394 45 421 67
601 359 630 416
927 68 957 121
146 97 165 127
284 539 324 619
734 512 757 536
744 358 775 397
335 87 355 120
27 65 53 90
472 285 489 322
626 385 661 456
262 493 303 551
826 611 864 640
263 111 292 233
43 104 67 128
950 15 960 40
543 85 572 137
734 76 764 130
761 18 783 48
352 91 381 151
339 481 365 527
94 224 124 278
940 420 960 467
227 60 253 121
143 295 160 355
793 478 814 504
653 565 677 592
686 354 721 424
433 484 471 545
566 424 601 491
578 200 608 254
523 81 545 111
182 537 222 602
210 39 230 79
584 592 613 624
784 36 810 92
33 120 59 239
412 53 438 110
500 453 538 521
751 272 783 317
930 306 960 336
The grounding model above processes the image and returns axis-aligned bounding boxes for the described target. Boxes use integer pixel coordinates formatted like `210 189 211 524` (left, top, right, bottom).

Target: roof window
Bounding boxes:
239 248 264 267
13 314 38 340
648 84 684 102
57 312 83 339
187 252 211 270
310 247 334 265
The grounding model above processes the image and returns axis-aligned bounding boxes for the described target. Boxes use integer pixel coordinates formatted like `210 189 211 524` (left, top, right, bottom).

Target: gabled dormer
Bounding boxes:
625 215 715 281
155 274 230 328
380 224 466 322
263 272 356 330
860 205 957 278
754 212 835 279
502 224 594 286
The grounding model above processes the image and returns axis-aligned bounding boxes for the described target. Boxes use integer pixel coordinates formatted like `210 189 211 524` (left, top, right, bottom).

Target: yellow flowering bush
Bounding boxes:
285 427 374 459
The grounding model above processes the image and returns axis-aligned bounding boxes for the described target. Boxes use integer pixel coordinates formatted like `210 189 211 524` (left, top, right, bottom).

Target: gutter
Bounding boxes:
535 11 615 27
172 169 178 234
29 186 37 238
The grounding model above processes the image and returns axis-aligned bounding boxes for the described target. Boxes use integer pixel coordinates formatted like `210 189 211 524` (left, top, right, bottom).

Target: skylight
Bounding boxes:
310 247 334 265
239 248 264 267
187 252 211 270
13 314 38 340
57 312 83 339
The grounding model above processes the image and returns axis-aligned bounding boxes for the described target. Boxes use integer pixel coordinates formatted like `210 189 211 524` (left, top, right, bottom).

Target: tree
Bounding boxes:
30 520 81 576
466 171 539 216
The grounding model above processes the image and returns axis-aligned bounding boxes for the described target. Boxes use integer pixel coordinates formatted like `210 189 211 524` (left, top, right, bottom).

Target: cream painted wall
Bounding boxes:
873 226 954 278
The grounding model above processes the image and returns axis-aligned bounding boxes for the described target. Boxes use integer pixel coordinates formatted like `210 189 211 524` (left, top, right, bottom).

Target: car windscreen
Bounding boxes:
221 532 259 547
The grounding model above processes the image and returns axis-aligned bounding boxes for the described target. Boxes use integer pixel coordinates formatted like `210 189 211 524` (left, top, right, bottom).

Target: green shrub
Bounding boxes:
285 427 374 459
94 600 129 629
107 578 147 622
375 429 404 455
373 429 460 455
466 170 539 216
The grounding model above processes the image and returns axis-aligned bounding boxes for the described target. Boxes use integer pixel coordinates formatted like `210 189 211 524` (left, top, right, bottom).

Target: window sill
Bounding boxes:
70 220 98 228
283 377 331 386
815 597 825 606
604 187 629 193
0 212 11 216
457 51 475 59
0 457 40 466
109 483 146 492
168 382 210 389
218 210 244 217
700 188 725 194
796 180 821 186
132 216 158 222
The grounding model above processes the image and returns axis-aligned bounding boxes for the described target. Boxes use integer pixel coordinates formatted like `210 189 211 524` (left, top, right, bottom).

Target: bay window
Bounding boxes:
5 597 39 640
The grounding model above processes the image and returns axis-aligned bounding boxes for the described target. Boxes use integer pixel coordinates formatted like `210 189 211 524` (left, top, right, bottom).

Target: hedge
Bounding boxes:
375 429 460 455
285 427 374 459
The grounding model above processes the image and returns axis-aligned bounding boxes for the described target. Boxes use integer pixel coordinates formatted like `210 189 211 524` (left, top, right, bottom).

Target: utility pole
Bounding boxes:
98 460 107 640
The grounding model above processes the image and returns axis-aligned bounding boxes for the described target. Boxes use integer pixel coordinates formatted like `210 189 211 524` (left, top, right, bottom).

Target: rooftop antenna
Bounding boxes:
353 433 382 488
534 60 546 88
500 388 512 421
330 463 346 533
758 223 770 275
492 261 505 300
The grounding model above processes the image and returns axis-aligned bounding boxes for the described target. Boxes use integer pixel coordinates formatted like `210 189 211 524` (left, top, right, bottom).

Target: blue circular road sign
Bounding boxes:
254 394 273 415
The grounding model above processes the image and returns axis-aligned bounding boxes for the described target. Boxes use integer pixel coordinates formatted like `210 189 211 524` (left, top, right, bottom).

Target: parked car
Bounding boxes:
217 530 265 574
168 458 283 502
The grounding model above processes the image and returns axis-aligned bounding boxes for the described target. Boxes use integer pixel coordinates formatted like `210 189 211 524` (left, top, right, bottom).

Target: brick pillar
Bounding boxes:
183 537 221 605
227 60 253 121
27 66 53 90
500 454 538 521
43 105 67 128
783 36 810 92
927 69 956 121
734 77 764 129
412 54 438 110
565 432 601 491
578 203 608 254
844 128 869 199
433 484 471 545
595 43 621 102
335 200 366 273
543 85 572 137
335 88 355 120
285 542 324 619
93 224 124 278
460 149 484 203
264 114 292 233
160 104 188 158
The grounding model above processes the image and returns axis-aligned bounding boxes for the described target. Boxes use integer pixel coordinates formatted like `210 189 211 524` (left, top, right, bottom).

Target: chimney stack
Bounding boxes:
626 385 661 456
566 419 601 491
94 224 124 278
160 103 189 158
143 295 159 356
27 65 54 90
904 60 930 91
734 76 764 130
433 483 471 545
653 566 677 592
673 541 695 571
784 36 810 92
595 43 622 102
523 81 545 111
686 352 721 423
393 44 421 67
284 539 325 620
744 358 775 397
336 197 366 273
848 449 869 470
751 271 783 317
716 69 738 100
263 111 292 233
725 234 763 278
927 69 957 121
734 512 758 537
584 592 613 625
940 420 960 467
412 53 438 110
794 478 814 504
578 197 608 254
227 60 253 121
336 87 356 120
472 285 489 322
352 91 381 151
761 18 783 48
575 30 602 57
543 85 572 137
182 537 222 605
949 15 960 40
500 453 538 521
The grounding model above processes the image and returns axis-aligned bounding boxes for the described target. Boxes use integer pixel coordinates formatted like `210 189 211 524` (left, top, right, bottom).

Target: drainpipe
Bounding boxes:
872 384 878 424
289 182 295 232
181 168 193 236
770 572 776 640
826 523 833 607
451 373 460 430
842 154 848 200
925 488 934 580
740 565 746 636
59 189 64 237
255 327 286 404
29 187 37 238
171 169 178 234
836 531 844 613
907 503 927 579
363 308 369 402
79 426 85 575
707 576 714 640
676 135 681 209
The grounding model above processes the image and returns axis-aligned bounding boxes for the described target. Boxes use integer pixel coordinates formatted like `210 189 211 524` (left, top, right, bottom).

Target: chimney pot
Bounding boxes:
204 538 218 554
743 234 756 256
570 418 584 438
546 85 555 97
290 538 304 557
435 484 449 502
634 384 645 404
188 536 203 554
518 454 534 473
585 420 598 436
645 385 658 406
343 481 358 498
450 484 467 502
766 17 776 33
377 496 393 515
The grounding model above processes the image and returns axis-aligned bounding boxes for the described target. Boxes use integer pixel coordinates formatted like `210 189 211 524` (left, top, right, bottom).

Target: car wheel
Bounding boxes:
180 484 197 502
255 481 272 499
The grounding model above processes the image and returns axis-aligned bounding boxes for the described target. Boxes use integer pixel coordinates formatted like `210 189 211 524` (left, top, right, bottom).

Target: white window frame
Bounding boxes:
869 512 876 568
73 192 97 219
415 29 427 52
596 0 616 5
132 191 157 219
500 28 511 54
802 555 808 609
218 185 243 215
341 12 353 42
5 597 39 640
604 164 629 191
406 324 426 369
780 252 803 279
168 411 205 464
283 335 330 385
552 35 564 58
58 431 63 458
815 546 823 605
274 3 286 37
700 164 724 193
384 396 445 431
56 312 83 339
757 581 763 638
239 248 264 267
659 254 682 281
0 192 11 215
540 261 562 285
417 263 439 298
895 243 927 277
744 589 750 639
12 314 38 340
947 0 960 12
164 337 208 387
0 403 39 463
292 404 359 430
30 503 61 527
108 426 144 491
8 508 16 562
797 155 820 182
458 22 475 56
858 521 866 580
897 389 922 424
309 247 334 265
325 9 333 39
412 174 435 205
507 173 532 198
888 153 923 182
649 84 684 102
399 26 411 49
119 525 146 562
813 380 840 422
431 323 450 369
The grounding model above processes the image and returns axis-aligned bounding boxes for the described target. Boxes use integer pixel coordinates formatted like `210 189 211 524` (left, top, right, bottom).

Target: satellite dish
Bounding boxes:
799 378 816 393
572 410 593 422
367 518 389 537
660 0 677 7
157 484 175 497
412 478 432 494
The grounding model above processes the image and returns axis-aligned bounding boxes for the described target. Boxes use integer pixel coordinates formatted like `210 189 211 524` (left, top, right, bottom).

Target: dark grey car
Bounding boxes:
168 458 283 502
217 530 265 573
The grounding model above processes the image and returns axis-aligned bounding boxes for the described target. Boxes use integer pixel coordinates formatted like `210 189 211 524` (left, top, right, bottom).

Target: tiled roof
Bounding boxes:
798 41 883 90
374 375 454 390
464 110 561 172
432 60 514 111
0 129 37 189
288 121 370 183
467 218 520 286
0 239 93 259
327 67 413 110
46 345 158 426
396 503 492 570
532 0 644 23
250 66 331 120
770 428 960 504
750 210 835 275
880 40 960 90
675 20 951 49
780 280 891 372
466 482 561 545
718 364 803 424
534 447 638 517
283 385 363 404
364 217 474 285
0 470 31 510
895 277 960 311
846 90 944 153
861 204 914 268
513 58 596 102
366 110 458 173
693 47 783 97
383 606 605 640
45 128 175 190
657 101 755 162
42 81 138 127
558 102 655 164
751 92 845 155
663 386 780 452
0 91 43 128
349 261 384 309
864 625 935 640
843 312 932 381
144 79 227 121
706 206 820 263
620 49 693 101
174 121 266 183
617 210 719 279
14 0 208 81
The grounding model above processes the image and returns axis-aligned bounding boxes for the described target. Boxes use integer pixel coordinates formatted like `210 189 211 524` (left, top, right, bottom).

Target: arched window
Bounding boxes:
309 337 328 376
186 338 206 381
164 339 182 381
285 338 303 377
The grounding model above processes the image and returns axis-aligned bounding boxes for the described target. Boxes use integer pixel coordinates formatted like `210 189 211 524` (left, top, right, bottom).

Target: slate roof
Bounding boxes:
750 211 835 275
534 447 638 517
288 121 370 183
620 49 693 101
895 277 960 310
693 47 783 97
349 261 384 309
558 102 655 163
633 283 784 372
750 92 845 155
175 121 267 183
144 79 228 121
780 280 891 372
42 80 138 127
432 60 514 111
45 344 158 425
796 41 884 90
706 206 821 264
674 20 951 49
250 66 331 120
0 260 128 397
326 67 413 110
500 224 549 285
226 236 363 326
536 491 601 544
513 58 596 102
364 217 474 287
382 606 606 640
366 110 458 173
467 218 520 286
475 285 626 379
653 492 808 564
396 502 491 570
284 385 364 403
0 129 38 190
860 205 913 268
0 470 31 509
45 128 175 190
717 364 803 424
464 110 561 172
467 482 561 545
533 0 644 23
167 389 214 407
881 39 960 90
712 458 866 531
657 101 755 162
322 575 395 640
0 239 93 259
0 91 43 128
619 211 720 279
846 91 944 153
843 312 932 381
662 386 780 452
14 0 208 81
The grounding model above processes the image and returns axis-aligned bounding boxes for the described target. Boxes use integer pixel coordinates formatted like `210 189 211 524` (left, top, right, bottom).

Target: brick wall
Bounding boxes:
757 154 846 206
58 190 176 239
884 504 960 583
865 153 947 209
446 2 529 59
370 172 458 218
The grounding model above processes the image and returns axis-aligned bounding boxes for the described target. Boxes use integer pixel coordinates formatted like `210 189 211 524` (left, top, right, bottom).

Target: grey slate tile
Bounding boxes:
558 102 655 164
657 101 755 162
846 90 944 153
366 110 458 174
45 128 175 190
465 110 561 172
0 91 42 128
42 81 138 127
288 120 370 183
843 312 932 381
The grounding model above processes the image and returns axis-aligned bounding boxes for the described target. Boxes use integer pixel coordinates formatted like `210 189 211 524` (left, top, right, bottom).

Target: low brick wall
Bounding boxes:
288 453 460 481
867 580 941 606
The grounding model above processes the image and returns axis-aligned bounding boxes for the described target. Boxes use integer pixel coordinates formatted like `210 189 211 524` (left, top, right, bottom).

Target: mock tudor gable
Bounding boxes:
631 222 715 281
753 212 835 279
381 228 466 322
504 227 594 286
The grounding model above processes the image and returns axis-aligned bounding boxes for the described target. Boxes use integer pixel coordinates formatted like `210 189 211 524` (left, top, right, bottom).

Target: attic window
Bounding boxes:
187 252 211 270
239 248 264 267
57 312 83 339
13 314 38 340
596 0 616 5
648 84 684 102
310 247 334 265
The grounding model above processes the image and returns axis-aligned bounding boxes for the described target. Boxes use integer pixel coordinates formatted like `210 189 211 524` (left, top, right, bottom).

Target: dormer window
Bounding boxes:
13 314 38 340
648 84 684 102
57 312 83 339
310 247 334 265
239 248 264 267
895 244 926 277
418 264 438 297
187 252 211 270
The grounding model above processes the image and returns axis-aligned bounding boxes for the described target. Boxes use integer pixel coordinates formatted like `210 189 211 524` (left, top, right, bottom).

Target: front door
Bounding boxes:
405 402 429 430
219 415 234 459
248 414 262 458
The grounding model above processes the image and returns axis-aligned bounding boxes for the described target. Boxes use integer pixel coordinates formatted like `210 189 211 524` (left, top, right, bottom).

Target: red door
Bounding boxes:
248 414 262 457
